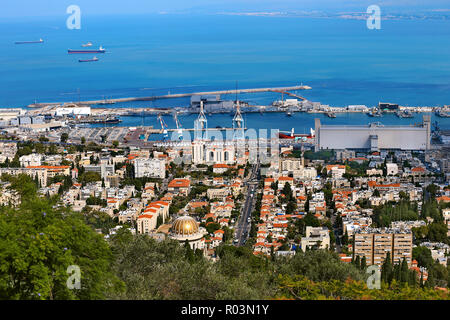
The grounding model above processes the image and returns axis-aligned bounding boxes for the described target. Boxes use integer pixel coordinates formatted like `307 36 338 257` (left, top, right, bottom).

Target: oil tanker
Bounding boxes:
68 46 106 54
15 38 44 44
79 57 99 63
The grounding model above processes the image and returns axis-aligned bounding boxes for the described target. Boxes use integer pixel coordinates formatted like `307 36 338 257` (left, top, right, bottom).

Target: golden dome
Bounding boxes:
171 216 199 236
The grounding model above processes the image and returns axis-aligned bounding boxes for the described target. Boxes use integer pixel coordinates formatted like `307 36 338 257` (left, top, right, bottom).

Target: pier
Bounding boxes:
27 85 311 108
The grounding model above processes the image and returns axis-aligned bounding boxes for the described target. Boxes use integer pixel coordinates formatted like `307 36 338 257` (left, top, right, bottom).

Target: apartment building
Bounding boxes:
134 158 166 179
300 226 330 252
0 142 17 163
354 227 413 266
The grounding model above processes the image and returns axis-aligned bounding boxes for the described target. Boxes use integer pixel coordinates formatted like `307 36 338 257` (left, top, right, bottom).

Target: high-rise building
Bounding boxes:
353 227 413 266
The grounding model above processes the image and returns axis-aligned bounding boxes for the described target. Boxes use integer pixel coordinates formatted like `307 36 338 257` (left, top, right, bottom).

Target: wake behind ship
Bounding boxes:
68 46 106 54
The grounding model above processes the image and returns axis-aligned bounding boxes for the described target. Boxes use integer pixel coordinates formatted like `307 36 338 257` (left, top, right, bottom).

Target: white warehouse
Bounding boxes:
314 115 431 151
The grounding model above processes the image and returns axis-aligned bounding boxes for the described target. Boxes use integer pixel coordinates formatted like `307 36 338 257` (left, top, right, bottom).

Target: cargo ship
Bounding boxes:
15 38 44 44
79 57 99 63
279 128 315 140
78 116 122 124
68 46 106 54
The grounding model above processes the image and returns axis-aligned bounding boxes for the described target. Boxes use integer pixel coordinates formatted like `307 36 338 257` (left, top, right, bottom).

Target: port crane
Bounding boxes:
195 100 208 140
157 113 169 138
173 111 183 140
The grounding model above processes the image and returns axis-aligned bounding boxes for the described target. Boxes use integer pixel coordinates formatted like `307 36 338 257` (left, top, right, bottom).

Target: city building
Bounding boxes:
300 226 330 251
314 115 431 151
20 153 41 167
169 215 206 250
134 158 166 179
353 227 413 266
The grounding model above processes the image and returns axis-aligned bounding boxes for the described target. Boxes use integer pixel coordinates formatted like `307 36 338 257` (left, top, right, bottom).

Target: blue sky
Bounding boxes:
2 0 449 17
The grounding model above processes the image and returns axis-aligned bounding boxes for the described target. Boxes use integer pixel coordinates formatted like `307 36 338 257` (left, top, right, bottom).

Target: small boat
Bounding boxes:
15 38 44 44
326 111 336 118
286 111 292 117
436 109 450 118
396 110 413 118
368 109 382 117
79 56 99 63
82 42 93 47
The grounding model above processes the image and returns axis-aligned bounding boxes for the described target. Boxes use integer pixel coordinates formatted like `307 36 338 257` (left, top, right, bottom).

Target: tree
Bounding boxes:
112 140 119 148
361 256 367 270
60 133 69 143
381 252 393 285
81 137 86 145
413 246 433 269
0 196 122 299
341 231 349 245
400 258 409 283
354 255 361 269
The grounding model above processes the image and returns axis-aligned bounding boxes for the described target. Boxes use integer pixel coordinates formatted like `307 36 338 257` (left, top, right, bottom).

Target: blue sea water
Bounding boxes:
1 14 450 132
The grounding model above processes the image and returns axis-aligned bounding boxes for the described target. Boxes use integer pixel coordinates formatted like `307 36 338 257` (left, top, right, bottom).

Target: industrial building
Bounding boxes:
189 95 234 113
55 106 91 117
314 115 431 151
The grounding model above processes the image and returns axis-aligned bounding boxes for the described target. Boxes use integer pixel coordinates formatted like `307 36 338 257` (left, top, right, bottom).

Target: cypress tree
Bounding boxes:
400 258 409 283
393 263 401 282
361 256 367 270
420 272 424 288
410 270 417 287
354 255 361 269
381 252 393 284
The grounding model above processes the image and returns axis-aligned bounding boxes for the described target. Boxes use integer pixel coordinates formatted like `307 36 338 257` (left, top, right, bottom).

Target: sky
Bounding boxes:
1 0 450 17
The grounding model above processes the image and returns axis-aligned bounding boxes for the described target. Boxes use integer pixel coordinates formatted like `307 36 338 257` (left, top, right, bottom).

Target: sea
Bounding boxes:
1 13 450 133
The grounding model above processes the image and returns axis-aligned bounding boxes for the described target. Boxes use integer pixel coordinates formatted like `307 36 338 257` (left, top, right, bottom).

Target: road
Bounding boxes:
234 163 260 247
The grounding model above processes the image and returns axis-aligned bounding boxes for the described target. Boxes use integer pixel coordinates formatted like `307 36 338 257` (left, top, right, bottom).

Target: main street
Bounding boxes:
235 163 260 247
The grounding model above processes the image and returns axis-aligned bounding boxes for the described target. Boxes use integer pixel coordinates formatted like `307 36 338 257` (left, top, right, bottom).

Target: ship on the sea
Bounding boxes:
77 116 122 124
68 46 106 54
436 108 450 118
326 111 336 118
97 97 116 105
82 42 93 47
79 57 99 63
279 128 315 140
15 38 44 44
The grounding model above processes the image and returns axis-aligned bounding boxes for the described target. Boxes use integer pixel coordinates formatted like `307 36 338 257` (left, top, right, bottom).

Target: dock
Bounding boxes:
26 85 311 108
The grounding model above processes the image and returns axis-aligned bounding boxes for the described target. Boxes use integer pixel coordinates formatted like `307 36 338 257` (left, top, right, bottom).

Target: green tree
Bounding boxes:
60 133 69 143
0 197 122 299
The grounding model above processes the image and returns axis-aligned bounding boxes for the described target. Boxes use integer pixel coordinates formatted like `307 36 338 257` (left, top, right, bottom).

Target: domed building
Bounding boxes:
169 215 206 250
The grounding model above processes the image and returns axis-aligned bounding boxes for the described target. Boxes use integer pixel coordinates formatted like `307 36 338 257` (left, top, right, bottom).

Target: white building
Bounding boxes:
55 106 91 117
300 226 330 251
19 153 41 167
386 163 398 175
192 141 236 165
134 158 166 179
